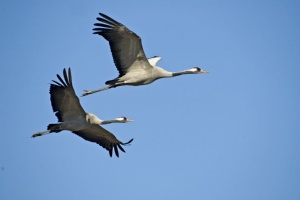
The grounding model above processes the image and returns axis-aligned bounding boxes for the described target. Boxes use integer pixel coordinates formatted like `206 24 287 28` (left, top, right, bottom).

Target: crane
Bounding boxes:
82 13 208 96
32 68 134 157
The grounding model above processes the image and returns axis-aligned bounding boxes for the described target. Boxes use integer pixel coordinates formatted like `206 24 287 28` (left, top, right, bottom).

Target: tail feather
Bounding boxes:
105 77 123 85
47 124 62 133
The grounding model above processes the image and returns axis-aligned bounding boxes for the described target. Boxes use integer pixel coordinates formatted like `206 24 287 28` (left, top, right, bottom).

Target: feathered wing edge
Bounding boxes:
51 68 72 88
72 123 134 158
93 13 123 34
50 68 74 122
107 138 134 157
92 12 147 77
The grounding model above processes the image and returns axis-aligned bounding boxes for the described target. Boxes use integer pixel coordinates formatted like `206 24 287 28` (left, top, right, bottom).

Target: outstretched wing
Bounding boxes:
72 124 133 157
50 68 86 122
93 13 150 76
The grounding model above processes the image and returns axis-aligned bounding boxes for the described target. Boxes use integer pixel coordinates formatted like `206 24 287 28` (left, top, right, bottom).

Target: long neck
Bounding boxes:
154 67 173 78
101 119 123 125
172 70 194 77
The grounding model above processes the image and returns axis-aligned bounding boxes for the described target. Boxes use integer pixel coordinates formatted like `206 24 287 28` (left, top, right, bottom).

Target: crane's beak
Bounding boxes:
126 119 134 122
200 69 209 73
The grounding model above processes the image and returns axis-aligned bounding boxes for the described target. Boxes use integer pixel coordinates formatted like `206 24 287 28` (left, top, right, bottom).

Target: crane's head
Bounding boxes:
86 113 134 125
115 117 134 123
189 67 209 74
100 116 134 125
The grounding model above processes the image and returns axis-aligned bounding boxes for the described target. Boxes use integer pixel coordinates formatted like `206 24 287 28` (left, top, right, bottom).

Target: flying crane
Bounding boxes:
32 68 133 157
82 13 208 96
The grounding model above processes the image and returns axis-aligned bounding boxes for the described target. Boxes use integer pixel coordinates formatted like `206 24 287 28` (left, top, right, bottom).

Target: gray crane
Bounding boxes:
82 13 208 96
32 68 134 157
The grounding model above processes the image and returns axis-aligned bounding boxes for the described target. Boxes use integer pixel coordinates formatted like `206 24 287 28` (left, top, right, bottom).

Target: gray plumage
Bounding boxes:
82 13 208 96
32 68 133 157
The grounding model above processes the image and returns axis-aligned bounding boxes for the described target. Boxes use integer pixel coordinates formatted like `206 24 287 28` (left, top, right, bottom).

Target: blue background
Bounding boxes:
1 0 300 199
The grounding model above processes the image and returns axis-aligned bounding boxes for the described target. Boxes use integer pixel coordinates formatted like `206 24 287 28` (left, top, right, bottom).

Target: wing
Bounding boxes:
72 124 133 157
50 68 86 122
93 13 150 76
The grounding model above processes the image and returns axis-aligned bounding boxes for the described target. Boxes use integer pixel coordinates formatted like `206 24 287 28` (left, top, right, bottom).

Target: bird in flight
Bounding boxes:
32 68 134 157
82 13 208 96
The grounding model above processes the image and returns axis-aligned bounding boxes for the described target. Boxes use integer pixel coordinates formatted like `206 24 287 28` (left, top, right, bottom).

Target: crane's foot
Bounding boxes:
31 130 50 138
82 90 92 97
32 133 42 138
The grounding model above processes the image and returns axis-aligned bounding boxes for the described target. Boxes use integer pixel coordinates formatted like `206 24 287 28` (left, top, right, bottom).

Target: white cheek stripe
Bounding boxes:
115 117 124 121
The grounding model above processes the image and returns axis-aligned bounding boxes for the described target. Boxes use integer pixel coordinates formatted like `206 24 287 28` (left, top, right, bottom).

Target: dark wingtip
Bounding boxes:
67 67 72 87
96 12 121 26
63 68 69 85
114 144 119 157
99 13 107 18
56 73 67 87
122 138 134 145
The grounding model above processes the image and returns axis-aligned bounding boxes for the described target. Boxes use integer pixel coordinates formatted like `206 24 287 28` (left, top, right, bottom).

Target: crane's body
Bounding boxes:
106 64 173 86
82 13 208 96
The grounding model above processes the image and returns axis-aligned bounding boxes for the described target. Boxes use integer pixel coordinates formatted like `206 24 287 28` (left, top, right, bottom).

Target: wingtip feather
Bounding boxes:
114 144 119 157
109 149 113 157
68 68 72 87
122 138 134 145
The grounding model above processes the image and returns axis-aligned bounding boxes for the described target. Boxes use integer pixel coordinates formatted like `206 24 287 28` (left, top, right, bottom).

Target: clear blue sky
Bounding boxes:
1 0 300 199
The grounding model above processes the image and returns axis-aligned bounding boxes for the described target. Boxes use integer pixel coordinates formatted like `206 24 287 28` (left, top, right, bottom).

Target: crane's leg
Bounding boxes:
81 85 114 96
31 130 51 138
